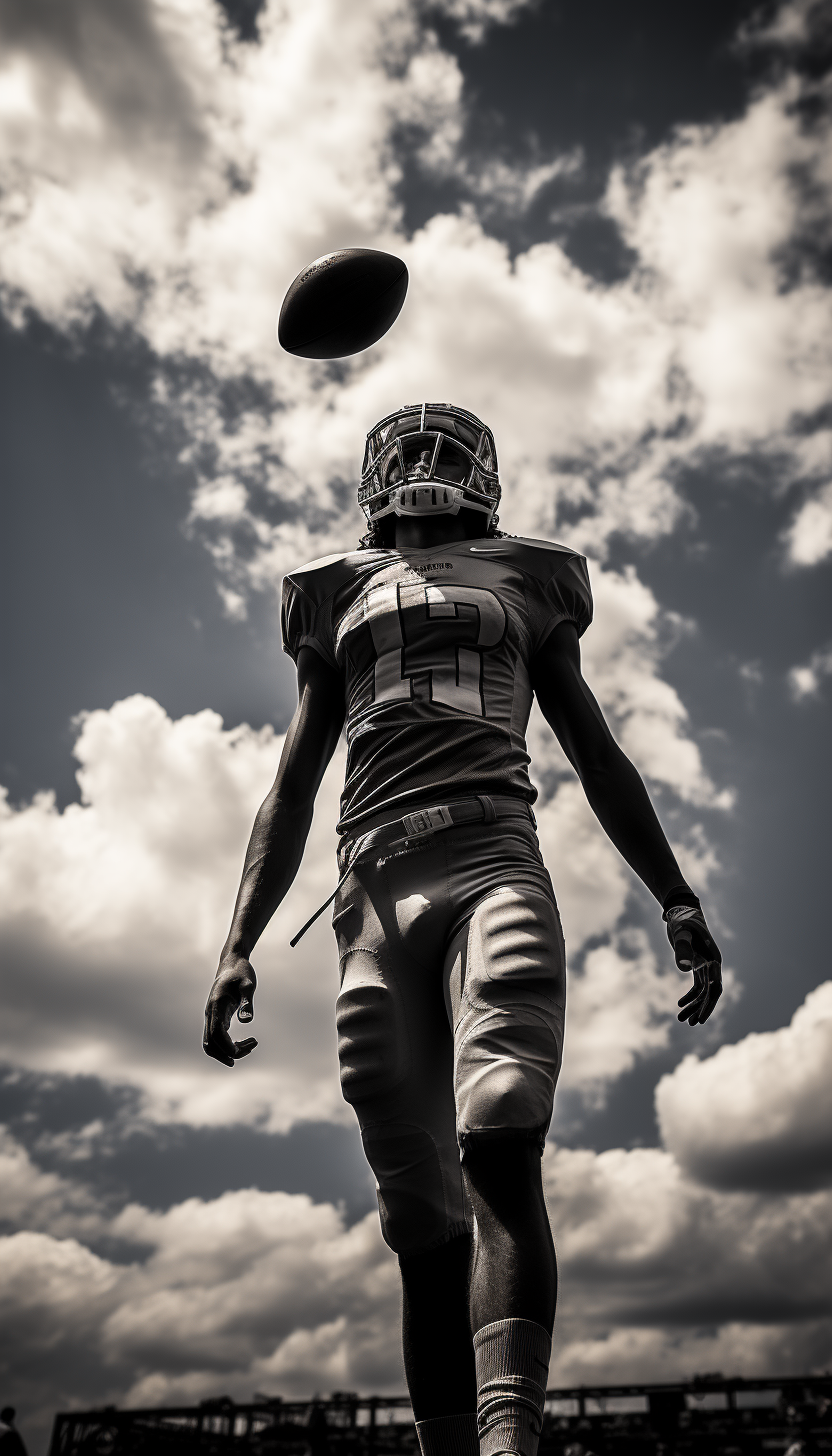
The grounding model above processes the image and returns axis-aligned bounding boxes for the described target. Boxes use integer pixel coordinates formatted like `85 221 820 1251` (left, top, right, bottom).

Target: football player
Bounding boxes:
203 405 722 1456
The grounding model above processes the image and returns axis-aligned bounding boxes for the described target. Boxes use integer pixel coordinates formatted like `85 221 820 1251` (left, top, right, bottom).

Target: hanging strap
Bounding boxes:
290 795 527 947
289 851 365 948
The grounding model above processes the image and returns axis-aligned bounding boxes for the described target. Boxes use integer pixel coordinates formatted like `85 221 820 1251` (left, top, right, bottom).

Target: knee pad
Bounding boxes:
361 1122 469 1256
451 888 565 1142
455 1010 560 1141
336 949 408 1106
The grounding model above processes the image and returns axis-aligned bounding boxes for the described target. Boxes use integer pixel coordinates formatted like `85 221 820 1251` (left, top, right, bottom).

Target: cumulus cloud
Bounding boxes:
606 78 832 446
656 981 832 1192
528 557 728 989
551 1317 832 1390
465 153 583 215
544 1143 832 1333
543 1137 832 1386
788 641 832 699
5 1116 832 1442
4 0 830 1433
0 688 704 1136
1 0 830 595
535 778 630 951
0 694 348 1131
738 0 832 53
580 565 730 808
785 483 832 566
527 561 730 1104
434 0 533 46
0 1127 103 1239
0 1229 119 1363
0 1162 401 1445
108 1193 398 1392
536 783 687 1103
4 959 832 1436
559 932 681 1100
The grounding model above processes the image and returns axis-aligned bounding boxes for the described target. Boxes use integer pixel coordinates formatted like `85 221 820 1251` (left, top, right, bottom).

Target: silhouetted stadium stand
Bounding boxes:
48 1374 832 1455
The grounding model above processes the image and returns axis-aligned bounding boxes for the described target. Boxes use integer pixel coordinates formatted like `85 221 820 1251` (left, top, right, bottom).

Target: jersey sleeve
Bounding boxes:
281 575 337 668
528 553 593 652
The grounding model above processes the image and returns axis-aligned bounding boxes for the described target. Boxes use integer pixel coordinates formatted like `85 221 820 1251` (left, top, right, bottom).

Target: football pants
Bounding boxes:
332 804 565 1258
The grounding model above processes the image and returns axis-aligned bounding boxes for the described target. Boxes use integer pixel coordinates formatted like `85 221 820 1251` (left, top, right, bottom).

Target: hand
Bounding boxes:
664 903 723 1026
203 952 259 1068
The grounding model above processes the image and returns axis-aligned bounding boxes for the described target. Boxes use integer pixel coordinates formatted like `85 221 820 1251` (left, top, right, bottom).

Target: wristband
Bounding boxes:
662 886 700 914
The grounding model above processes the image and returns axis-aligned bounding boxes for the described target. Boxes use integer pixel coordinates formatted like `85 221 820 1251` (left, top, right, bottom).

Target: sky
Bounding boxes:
1 0 832 1449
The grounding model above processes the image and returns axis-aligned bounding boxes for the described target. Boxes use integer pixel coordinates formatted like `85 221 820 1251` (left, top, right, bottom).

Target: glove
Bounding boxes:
663 894 723 1025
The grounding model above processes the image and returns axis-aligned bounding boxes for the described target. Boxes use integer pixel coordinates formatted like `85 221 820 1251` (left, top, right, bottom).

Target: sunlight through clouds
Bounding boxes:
1 0 831 1439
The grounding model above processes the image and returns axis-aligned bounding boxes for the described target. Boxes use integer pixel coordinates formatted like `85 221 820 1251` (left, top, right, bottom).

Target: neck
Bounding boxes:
393 516 471 551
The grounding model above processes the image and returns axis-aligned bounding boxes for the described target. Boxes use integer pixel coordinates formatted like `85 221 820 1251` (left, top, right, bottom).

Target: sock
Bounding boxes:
416 1412 479 1456
473 1318 551 1456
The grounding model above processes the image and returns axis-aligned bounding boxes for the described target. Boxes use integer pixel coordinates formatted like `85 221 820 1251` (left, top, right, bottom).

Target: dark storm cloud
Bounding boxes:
667 1135 832 1197
607 460 832 1038
545 1143 832 1329
216 0 265 43
656 980 832 1195
0 317 293 808
406 0 776 267
0 1066 374 1220
0 1165 401 1452
447 0 769 156
551 1047 681 1152
406 0 832 293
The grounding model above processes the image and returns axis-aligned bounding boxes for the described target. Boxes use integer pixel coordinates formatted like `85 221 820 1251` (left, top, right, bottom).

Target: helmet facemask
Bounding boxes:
359 404 500 531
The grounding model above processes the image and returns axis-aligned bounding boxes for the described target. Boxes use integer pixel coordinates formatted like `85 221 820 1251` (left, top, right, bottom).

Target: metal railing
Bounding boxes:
48 1373 832 1455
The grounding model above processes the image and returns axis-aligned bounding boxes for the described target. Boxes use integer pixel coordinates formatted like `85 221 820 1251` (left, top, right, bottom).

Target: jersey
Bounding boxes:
281 537 593 836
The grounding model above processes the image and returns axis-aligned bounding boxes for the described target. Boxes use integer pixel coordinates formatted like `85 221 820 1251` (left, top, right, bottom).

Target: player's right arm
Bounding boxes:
203 647 345 1067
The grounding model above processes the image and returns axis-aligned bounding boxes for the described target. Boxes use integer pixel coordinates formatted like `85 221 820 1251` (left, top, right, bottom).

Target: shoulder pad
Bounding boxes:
285 549 387 605
466 536 584 582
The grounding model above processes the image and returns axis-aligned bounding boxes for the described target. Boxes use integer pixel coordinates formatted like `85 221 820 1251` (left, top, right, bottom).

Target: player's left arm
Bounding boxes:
530 620 722 1025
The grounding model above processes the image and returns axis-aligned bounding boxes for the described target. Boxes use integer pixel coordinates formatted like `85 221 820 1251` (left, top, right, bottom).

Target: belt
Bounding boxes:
290 795 534 947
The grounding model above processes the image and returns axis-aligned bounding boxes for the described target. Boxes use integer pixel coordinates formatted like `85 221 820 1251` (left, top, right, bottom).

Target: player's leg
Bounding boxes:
446 883 566 1456
331 849 477 1448
400 1233 476 1419
463 1138 555 1333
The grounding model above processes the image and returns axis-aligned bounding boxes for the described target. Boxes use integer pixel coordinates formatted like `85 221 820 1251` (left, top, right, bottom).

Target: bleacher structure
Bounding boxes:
48 1374 832 1455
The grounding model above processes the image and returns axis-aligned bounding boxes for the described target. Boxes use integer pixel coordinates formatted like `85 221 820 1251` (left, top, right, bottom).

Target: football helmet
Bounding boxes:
359 403 500 528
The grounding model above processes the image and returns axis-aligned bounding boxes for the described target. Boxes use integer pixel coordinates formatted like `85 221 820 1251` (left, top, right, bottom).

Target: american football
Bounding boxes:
277 247 408 359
